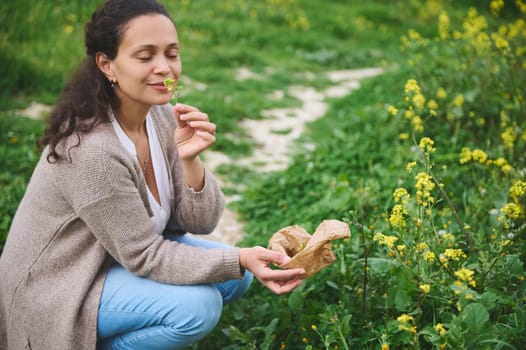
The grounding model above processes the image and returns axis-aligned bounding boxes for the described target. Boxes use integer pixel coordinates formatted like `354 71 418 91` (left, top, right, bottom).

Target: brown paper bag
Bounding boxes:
268 219 350 278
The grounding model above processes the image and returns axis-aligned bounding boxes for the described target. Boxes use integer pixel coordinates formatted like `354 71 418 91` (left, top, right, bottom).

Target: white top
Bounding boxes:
110 110 171 234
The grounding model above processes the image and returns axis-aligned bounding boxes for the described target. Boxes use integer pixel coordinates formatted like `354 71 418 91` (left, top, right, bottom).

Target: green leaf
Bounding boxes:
394 289 412 311
460 303 489 335
288 288 305 310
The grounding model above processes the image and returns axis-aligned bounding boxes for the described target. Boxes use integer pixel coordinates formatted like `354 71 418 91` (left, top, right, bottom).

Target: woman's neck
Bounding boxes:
115 103 150 135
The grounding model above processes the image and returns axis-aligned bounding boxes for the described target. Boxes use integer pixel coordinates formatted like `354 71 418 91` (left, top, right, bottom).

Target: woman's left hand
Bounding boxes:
173 103 217 160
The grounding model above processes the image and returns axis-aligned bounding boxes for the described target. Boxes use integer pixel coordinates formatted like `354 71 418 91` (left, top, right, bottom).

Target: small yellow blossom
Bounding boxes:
434 323 447 335
417 242 429 250
471 149 488 164
419 284 431 294
404 109 415 119
455 267 475 282
427 99 439 110
389 204 407 228
388 106 398 116
501 127 516 150
436 87 447 99
423 251 436 261
452 94 465 107
415 172 436 206
393 188 410 204
418 137 436 153
500 203 523 220
397 314 414 323
399 324 417 333
509 181 526 202
459 147 472 164
411 116 424 133
407 161 417 172
399 133 410 140
373 233 399 248
413 93 426 109
381 344 389 350
444 248 467 261
311 324 317 331
405 79 421 95
438 11 450 40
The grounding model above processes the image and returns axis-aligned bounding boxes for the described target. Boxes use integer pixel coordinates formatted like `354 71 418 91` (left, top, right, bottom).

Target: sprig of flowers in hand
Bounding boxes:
163 78 184 103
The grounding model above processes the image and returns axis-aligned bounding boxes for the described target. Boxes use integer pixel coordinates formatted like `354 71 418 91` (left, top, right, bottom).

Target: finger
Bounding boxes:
188 121 216 134
194 130 216 142
180 111 209 123
174 103 198 114
173 104 199 128
260 267 305 282
261 249 293 266
268 278 303 295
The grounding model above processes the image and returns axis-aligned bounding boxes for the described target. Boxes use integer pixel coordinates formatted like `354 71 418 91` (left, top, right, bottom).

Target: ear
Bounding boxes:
95 52 115 82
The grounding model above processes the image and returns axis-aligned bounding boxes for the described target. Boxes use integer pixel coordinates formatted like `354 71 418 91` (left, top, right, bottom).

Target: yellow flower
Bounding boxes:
415 172 435 206
444 248 467 261
434 323 447 335
399 324 417 333
452 94 464 107
390 205 408 228
407 161 417 172
436 87 447 99
423 251 436 261
417 242 429 250
427 99 439 110
397 314 414 323
399 133 409 140
501 127 516 150
455 268 475 282
459 147 472 164
373 233 399 248
393 188 410 204
509 181 526 202
382 344 389 350
500 203 523 220
411 116 424 133
438 11 450 40
413 93 426 110
471 149 488 164
311 324 317 331
419 284 431 293
388 106 398 116
302 337 308 343
418 137 436 153
405 79 421 95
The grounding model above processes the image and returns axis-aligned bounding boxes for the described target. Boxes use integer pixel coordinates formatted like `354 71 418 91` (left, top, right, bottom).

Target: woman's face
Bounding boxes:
110 14 181 107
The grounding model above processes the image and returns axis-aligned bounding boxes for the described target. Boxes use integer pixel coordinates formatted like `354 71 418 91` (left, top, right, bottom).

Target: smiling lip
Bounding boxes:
149 82 169 91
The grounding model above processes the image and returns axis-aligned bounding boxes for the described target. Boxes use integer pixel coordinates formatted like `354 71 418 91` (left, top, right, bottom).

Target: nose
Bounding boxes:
153 56 171 75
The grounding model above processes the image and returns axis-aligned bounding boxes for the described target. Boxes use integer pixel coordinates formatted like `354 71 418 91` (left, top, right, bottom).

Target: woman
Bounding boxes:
0 0 305 349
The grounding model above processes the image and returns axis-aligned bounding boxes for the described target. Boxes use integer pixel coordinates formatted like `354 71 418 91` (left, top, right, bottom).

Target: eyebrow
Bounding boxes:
132 42 179 54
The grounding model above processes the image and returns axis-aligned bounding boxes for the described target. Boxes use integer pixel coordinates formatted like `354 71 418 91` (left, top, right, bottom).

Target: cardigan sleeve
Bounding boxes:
56 135 242 285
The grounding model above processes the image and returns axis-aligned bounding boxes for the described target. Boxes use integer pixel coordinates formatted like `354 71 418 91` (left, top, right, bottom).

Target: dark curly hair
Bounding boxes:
39 0 172 162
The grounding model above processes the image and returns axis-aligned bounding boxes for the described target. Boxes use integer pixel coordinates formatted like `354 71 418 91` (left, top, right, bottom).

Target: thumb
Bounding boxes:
264 249 292 265
172 104 187 129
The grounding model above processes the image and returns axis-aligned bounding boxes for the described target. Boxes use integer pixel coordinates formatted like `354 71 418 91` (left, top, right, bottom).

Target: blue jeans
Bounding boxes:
96 235 253 350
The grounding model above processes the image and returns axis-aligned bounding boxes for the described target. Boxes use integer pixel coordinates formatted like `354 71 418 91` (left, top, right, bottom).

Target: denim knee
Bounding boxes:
166 286 223 342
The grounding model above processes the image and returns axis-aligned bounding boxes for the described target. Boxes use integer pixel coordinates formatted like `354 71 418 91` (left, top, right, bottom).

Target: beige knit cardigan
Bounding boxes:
0 104 243 349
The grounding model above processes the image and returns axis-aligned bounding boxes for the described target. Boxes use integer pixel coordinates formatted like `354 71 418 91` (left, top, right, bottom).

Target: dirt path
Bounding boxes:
202 67 383 246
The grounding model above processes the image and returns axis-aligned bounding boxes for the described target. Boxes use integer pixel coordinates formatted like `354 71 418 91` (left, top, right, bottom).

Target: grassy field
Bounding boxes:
1 0 525 349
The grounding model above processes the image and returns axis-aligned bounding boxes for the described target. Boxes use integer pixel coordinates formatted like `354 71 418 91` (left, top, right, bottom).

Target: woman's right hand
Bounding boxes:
239 247 305 295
